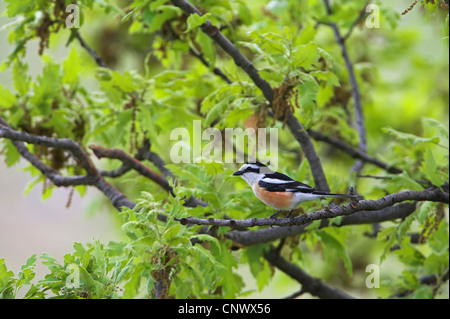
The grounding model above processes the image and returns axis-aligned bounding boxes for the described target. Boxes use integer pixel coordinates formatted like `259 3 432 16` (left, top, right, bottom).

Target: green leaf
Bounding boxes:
129 235 158 252
236 0 252 25
123 264 144 298
310 71 340 87
422 148 445 186
397 212 416 247
63 46 81 85
192 245 217 265
2 139 21 167
4 0 35 17
296 21 317 45
76 264 105 297
197 31 216 69
0 84 16 108
244 244 270 278
30 57 63 115
422 118 449 141
162 224 181 240
423 251 448 276
111 71 140 93
292 43 320 70
22 254 37 271
316 230 353 276
205 95 235 126
297 73 320 109
144 5 182 32
377 226 397 263
256 260 271 291
192 234 221 254
428 221 449 254
382 127 440 146
185 13 212 33
408 285 433 299
0 258 15 292
12 60 30 95
394 238 425 267
388 172 425 191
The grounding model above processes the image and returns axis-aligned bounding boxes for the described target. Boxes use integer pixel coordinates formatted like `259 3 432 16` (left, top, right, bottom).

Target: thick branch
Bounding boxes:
175 189 448 228
226 202 417 246
0 123 97 175
0 118 135 211
264 248 355 299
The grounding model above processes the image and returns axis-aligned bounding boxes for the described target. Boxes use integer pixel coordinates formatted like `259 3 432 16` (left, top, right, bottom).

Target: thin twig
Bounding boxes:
307 129 403 174
89 144 173 194
74 31 108 68
321 0 368 175
343 2 369 41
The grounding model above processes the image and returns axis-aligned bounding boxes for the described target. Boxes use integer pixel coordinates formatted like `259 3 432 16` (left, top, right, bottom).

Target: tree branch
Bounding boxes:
90 143 208 208
307 129 403 174
89 144 173 194
286 114 330 192
74 31 108 68
0 117 135 211
0 121 97 175
343 2 369 40
226 202 417 246
175 189 448 228
264 248 355 299
321 0 368 174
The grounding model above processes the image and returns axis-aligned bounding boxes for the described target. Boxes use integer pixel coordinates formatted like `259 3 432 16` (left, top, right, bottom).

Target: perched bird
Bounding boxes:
233 161 358 219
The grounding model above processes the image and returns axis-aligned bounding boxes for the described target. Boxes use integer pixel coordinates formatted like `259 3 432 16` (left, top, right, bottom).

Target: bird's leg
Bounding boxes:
270 210 283 219
286 210 293 218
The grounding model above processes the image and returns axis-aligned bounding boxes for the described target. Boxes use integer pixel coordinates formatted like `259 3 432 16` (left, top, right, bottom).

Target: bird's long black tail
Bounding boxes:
312 191 359 198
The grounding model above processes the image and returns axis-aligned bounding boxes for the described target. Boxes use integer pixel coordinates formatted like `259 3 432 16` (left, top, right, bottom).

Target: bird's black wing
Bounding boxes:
258 172 314 193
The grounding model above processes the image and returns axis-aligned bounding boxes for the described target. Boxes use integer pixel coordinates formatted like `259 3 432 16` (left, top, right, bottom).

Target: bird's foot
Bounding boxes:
269 211 282 228
270 210 282 219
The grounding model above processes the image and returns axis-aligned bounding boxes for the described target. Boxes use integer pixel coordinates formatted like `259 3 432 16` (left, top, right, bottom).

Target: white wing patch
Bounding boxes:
261 178 296 184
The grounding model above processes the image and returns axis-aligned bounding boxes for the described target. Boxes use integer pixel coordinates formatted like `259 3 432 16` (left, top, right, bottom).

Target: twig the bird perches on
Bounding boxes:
175 189 448 228
226 202 418 246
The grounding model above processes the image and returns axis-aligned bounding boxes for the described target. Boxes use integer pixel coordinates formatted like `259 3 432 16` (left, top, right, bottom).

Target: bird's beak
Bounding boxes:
233 170 244 176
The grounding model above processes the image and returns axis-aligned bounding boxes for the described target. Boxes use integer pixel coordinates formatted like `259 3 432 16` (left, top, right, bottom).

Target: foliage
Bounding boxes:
0 0 449 299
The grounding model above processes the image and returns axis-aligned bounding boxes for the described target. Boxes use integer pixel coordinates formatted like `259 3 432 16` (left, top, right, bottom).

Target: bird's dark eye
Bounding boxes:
245 167 260 173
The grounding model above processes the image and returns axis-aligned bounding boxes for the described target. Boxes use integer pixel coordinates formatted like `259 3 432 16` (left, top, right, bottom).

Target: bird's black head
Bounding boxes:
232 161 269 176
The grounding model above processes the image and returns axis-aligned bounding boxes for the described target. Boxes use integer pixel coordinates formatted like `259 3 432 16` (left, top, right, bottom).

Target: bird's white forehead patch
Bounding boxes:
238 163 274 175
